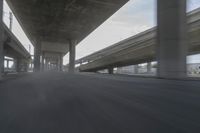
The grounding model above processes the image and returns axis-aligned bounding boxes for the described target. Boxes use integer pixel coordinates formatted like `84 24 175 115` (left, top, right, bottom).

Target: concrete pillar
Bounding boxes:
69 40 76 73
56 58 59 71
147 62 151 73
34 41 41 72
0 0 3 79
157 0 187 79
16 58 21 72
6 60 9 68
46 59 49 71
47 59 50 71
134 65 139 74
41 52 45 71
108 67 113 74
13 59 17 71
23 61 28 72
49 59 52 70
30 62 33 70
45 59 47 70
46 62 49 70
59 54 63 71
45 58 47 71
49 58 52 70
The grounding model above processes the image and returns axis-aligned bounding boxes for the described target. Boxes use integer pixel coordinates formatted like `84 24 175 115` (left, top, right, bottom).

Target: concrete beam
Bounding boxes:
41 42 68 54
157 0 187 79
6 0 128 52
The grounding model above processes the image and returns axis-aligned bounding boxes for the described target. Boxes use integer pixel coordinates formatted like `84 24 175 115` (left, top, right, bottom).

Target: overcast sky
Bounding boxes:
3 0 200 65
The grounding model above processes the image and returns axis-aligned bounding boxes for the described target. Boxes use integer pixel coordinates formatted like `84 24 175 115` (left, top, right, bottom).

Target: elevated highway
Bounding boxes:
2 23 31 73
1 1 200 132
4 0 129 73
3 24 30 59
77 8 200 73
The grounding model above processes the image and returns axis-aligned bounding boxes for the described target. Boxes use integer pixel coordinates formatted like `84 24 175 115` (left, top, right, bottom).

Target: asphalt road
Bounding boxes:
0 72 200 133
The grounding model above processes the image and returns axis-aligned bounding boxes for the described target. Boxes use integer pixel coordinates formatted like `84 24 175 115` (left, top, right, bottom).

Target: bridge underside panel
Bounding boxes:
5 0 128 73
6 0 128 47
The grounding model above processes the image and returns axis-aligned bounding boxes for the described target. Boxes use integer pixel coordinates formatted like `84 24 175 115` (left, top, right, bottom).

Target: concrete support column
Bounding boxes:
23 61 28 72
147 62 151 73
13 59 17 71
108 67 113 74
41 52 45 71
16 58 21 72
34 41 41 72
157 0 187 79
59 54 63 71
69 40 76 73
46 58 49 71
134 65 139 74
49 58 51 70
30 56 33 71
6 60 9 68
45 58 47 71
0 0 3 79
47 59 50 71
43 58 46 71
56 58 59 71
49 58 52 70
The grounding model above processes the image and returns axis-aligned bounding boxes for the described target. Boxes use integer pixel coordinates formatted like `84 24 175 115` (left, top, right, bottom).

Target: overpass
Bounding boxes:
3 0 128 73
1 1 200 133
1 22 30 75
78 7 200 75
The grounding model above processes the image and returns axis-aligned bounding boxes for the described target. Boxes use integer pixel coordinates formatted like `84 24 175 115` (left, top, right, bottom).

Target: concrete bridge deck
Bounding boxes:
0 72 200 133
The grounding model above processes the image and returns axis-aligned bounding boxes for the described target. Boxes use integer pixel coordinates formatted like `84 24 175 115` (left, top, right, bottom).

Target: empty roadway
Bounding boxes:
0 72 200 133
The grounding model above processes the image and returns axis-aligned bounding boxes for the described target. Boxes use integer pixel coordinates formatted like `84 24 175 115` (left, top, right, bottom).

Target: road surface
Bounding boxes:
0 72 200 133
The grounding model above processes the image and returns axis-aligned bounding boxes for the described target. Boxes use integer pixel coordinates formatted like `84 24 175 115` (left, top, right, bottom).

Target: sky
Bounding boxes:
2 0 200 65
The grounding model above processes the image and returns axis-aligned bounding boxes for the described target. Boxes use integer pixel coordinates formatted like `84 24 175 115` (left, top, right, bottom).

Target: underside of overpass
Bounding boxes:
0 0 200 132
5 0 128 73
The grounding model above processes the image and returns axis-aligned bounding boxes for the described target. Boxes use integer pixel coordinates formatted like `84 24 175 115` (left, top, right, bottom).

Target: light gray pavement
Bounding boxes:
0 72 200 133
